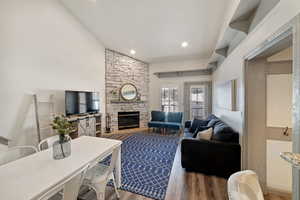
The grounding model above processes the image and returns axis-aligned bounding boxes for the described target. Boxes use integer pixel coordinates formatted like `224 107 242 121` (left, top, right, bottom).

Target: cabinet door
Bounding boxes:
88 117 96 137
78 119 87 137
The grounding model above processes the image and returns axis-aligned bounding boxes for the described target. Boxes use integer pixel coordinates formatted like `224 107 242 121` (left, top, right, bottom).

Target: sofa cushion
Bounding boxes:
189 119 209 133
185 120 192 129
148 121 166 128
211 122 238 142
151 111 165 122
167 112 183 123
207 118 221 128
206 114 217 121
164 122 182 130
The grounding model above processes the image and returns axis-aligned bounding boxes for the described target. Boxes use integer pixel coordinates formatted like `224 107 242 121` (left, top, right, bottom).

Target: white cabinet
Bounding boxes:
267 140 292 192
266 74 292 128
69 114 101 138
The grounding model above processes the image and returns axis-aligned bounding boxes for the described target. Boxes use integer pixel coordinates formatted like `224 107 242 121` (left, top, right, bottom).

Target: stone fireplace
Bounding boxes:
105 49 149 132
118 111 140 130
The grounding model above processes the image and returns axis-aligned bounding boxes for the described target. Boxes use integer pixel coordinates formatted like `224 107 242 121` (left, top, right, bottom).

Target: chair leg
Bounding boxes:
91 183 106 200
112 175 120 198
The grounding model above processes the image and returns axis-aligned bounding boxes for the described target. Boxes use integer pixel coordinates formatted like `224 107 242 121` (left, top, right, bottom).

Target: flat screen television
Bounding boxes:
65 91 100 116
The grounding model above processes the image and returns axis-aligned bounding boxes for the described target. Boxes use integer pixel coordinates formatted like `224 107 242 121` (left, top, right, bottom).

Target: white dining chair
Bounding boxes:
38 164 90 200
83 148 120 200
228 170 264 200
0 146 38 166
38 135 71 151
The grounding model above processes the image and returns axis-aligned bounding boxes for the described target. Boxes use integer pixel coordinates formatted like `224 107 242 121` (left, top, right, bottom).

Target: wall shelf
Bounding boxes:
0 136 10 146
153 69 212 78
110 100 147 104
204 1 263 72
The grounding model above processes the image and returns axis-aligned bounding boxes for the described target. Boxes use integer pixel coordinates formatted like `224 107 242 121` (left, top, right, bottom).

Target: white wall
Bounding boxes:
0 0 106 147
149 59 211 112
212 1 300 134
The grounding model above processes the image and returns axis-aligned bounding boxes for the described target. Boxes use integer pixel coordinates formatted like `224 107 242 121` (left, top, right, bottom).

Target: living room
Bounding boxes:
1 0 300 200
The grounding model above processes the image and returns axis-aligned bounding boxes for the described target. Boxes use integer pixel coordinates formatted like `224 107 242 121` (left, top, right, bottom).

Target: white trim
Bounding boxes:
242 14 300 198
292 14 300 200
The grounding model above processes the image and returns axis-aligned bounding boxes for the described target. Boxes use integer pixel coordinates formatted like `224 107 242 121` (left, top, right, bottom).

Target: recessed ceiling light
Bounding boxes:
181 41 188 48
130 49 136 55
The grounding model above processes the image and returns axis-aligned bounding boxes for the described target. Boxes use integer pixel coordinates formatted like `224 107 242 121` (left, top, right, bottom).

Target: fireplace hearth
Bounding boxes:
118 111 140 130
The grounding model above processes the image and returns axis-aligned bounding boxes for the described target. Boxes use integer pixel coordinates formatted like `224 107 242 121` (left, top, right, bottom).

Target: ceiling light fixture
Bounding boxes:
181 41 188 48
130 49 136 55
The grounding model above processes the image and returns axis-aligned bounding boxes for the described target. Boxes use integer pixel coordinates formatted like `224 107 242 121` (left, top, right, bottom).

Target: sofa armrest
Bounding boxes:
185 120 192 129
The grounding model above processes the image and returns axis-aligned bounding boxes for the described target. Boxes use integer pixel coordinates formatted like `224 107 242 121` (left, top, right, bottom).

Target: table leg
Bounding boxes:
63 175 82 200
115 146 122 188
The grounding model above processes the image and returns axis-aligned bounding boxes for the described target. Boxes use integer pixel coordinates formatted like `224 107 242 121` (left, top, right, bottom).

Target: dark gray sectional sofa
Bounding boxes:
181 114 241 178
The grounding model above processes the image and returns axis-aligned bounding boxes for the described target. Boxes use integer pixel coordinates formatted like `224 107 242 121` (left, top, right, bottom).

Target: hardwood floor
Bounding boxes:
102 132 290 200
265 194 291 200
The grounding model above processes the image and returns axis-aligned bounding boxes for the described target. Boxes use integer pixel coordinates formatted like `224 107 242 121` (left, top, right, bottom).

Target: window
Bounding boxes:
161 87 179 112
190 86 205 119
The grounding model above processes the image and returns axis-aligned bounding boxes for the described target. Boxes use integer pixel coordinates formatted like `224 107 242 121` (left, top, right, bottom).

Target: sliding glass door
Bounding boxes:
190 85 205 119
183 81 211 121
161 87 179 112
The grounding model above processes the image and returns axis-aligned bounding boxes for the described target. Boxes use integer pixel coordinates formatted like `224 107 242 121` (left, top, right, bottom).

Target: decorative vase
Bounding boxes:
52 134 71 160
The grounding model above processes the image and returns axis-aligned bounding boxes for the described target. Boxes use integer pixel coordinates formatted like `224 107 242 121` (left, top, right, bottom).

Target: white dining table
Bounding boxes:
0 136 122 200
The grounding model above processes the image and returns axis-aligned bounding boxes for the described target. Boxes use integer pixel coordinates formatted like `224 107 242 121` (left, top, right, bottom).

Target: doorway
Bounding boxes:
243 25 295 199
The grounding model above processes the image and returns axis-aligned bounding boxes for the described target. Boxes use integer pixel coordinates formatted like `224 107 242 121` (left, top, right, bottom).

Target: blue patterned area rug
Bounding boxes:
104 133 179 200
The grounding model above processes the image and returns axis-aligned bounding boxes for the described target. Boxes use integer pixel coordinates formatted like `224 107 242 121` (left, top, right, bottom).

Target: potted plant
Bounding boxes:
51 115 72 160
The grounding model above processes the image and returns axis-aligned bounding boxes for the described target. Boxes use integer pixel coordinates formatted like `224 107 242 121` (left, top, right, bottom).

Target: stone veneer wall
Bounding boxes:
105 49 149 132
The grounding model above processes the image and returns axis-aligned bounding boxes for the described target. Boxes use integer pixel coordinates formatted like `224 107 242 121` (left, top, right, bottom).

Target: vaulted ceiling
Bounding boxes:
61 0 235 62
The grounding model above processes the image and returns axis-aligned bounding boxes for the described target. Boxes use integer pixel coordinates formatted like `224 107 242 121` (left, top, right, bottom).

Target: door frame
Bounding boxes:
242 14 300 199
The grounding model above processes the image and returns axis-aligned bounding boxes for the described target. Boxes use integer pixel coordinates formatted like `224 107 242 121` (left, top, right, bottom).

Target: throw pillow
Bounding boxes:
196 128 213 140
192 126 209 138
189 119 209 133
211 122 238 142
